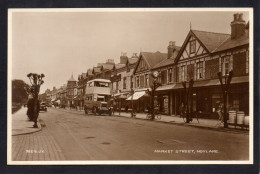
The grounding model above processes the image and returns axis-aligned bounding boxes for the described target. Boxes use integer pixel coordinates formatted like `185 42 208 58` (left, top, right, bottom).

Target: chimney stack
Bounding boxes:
231 13 246 40
106 59 115 65
120 52 128 64
168 41 175 59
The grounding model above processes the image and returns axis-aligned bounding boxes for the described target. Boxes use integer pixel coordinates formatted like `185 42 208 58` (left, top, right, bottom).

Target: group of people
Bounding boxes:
179 101 224 121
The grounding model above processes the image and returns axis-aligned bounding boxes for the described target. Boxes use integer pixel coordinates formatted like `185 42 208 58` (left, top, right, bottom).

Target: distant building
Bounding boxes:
66 75 77 107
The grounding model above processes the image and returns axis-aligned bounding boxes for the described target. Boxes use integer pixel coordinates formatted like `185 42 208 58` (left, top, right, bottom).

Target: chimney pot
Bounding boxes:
231 13 246 40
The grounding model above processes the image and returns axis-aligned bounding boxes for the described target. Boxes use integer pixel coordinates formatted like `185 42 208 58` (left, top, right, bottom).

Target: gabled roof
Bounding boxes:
68 75 76 81
128 57 138 64
141 51 168 68
114 63 125 70
175 29 230 63
152 58 175 69
133 51 167 75
101 63 114 70
191 30 230 53
213 30 249 53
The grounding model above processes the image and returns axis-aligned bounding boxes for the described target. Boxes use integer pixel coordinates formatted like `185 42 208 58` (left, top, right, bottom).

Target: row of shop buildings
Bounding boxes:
41 13 250 118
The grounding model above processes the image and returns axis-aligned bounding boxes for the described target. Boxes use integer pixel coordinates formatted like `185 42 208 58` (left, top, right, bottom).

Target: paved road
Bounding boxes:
13 107 249 161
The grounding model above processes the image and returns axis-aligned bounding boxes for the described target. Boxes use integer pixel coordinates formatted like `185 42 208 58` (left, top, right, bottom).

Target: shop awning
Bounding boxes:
230 76 249 84
193 80 210 87
113 92 129 99
156 84 176 91
56 100 61 104
126 91 146 101
205 76 249 87
172 83 184 90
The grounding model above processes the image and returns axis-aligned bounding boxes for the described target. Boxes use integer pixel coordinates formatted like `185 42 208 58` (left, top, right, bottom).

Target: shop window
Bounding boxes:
196 61 203 79
168 68 173 83
190 40 196 54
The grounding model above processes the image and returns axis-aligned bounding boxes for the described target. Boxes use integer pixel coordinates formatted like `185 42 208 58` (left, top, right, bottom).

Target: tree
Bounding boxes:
12 79 30 103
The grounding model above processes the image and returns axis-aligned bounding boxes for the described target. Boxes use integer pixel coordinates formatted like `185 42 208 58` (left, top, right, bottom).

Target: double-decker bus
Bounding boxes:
84 79 112 115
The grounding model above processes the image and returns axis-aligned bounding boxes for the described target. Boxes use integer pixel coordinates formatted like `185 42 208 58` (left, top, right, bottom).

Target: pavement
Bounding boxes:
12 107 249 136
12 107 42 136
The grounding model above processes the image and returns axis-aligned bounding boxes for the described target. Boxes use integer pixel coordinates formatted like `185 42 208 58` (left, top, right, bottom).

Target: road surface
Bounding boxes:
12 107 249 161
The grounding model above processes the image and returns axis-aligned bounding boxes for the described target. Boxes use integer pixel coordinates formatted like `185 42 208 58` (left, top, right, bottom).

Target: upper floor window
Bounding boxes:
246 50 249 74
161 70 167 85
145 74 149 87
221 56 231 76
130 76 134 89
190 40 196 54
180 65 186 81
136 76 140 88
196 62 203 79
123 77 127 89
168 68 173 83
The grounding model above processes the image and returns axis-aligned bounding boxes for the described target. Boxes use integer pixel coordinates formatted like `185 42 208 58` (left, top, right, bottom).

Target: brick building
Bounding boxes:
66 75 77 107
172 13 249 117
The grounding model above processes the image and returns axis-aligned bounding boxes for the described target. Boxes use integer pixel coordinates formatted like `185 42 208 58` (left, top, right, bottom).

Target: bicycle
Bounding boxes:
146 108 161 120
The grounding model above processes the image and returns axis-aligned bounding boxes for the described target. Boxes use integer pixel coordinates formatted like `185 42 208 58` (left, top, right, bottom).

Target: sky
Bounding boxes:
10 9 250 93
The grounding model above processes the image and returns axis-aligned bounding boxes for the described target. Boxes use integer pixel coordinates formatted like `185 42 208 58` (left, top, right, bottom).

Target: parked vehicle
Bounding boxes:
84 79 112 116
40 102 47 112
46 103 52 107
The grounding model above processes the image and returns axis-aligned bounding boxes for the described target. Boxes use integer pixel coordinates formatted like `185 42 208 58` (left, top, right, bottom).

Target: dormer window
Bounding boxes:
190 40 196 54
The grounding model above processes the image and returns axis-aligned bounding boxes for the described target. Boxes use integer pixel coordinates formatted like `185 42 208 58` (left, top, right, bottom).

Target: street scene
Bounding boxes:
12 106 249 161
9 9 252 164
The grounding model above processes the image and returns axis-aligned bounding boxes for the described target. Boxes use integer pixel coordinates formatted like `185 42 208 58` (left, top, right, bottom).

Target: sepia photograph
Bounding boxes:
8 8 253 165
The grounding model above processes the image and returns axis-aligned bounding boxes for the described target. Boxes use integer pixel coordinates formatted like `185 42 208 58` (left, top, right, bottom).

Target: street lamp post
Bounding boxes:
182 79 194 123
27 73 45 128
147 71 161 120
217 71 233 128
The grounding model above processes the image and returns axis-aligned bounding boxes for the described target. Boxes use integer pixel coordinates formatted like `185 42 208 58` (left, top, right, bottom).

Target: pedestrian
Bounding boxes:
179 102 185 118
125 105 129 113
216 102 224 121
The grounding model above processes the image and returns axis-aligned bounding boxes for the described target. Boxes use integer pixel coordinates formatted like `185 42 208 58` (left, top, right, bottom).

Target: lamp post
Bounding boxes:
181 79 194 123
147 71 161 120
217 71 233 128
27 73 45 128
